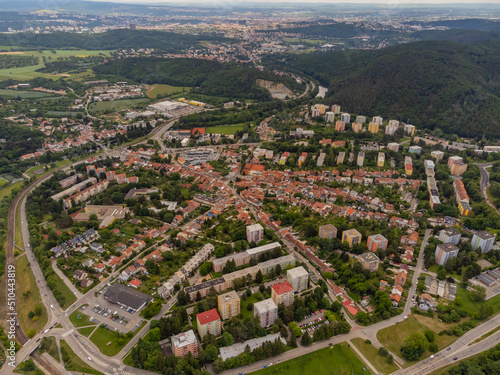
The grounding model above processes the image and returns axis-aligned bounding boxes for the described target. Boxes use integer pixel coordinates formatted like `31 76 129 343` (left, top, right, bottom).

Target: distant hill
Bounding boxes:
407 19 500 32
264 40 500 138
93 58 303 101
0 30 230 52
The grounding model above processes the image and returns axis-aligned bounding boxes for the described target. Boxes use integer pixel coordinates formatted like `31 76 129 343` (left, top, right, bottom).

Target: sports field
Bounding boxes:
206 124 244 135
146 84 191 99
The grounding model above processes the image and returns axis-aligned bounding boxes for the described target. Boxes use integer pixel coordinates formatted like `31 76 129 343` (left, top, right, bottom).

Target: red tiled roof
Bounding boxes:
196 308 221 325
346 305 359 316
272 281 294 295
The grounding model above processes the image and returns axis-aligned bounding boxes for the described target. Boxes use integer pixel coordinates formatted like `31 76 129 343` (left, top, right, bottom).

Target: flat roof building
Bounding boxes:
218 290 240 320
358 253 380 272
254 298 278 327
367 234 388 253
342 229 362 247
435 243 459 266
171 329 198 359
287 266 309 292
103 284 153 312
319 224 337 240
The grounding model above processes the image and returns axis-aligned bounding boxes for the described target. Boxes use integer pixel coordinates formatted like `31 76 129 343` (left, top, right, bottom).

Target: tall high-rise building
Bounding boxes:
246 223 264 243
271 281 295 307
319 224 337 239
172 330 199 358
196 309 221 338
254 298 278 327
287 266 309 292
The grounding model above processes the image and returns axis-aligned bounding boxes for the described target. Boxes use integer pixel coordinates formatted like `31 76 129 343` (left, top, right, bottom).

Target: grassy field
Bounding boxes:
0 89 54 98
351 338 399 375
39 336 60 362
251 344 371 375
146 84 190 99
88 98 150 114
69 306 96 328
59 339 104 375
89 326 132 356
206 124 245 135
16 254 47 334
377 316 455 364
15 203 24 251
0 49 111 81
26 159 71 178
241 292 264 319
78 326 98 337
0 180 23 201
52 272 77 309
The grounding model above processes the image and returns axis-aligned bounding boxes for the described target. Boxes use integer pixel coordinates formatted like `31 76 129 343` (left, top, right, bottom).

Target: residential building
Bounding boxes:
218 290 240 320
404 124 416 136
271 281 295 307
246 223 264 243
171 330 198 359
196 308 221 338
387 142 399 152
450 161 468 176
435 243 459 266
319 224 337 239
471 231 496 253
341 113 351 123
356 115 366 124
357 151 365 167
325 111 335 122
219 334 286 362
431 150 444 162
358 252 380 272
352 122 363 133
439 228 461 245
335 120 346 132
372 116 383 125
287 266 309 291
385 120 399 135
367 234 388 252
258 254 295 275
332 104 341 114
254 298 278 327
409 145 422 154
377 152 385 167
368 122 379 133
342 229 362 247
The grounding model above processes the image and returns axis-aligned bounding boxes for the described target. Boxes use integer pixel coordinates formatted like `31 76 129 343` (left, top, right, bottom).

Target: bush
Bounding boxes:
429 343 438 353
386 355 393 364
378 347 389 357
365 339 371 345
424 329 435 343
246 302 253 311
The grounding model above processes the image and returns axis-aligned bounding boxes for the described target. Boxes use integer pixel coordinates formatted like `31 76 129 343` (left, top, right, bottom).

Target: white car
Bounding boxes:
87 357 92 361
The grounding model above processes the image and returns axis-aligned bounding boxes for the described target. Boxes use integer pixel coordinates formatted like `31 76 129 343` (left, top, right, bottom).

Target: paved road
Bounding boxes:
475 162 499 213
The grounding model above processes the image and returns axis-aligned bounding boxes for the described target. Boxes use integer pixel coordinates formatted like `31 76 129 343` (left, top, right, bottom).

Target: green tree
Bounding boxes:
301 331 312 346
400 333 429 361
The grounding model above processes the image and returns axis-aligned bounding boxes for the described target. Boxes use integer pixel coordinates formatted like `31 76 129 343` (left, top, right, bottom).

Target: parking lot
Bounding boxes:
78 294 145 333
298 310 329 334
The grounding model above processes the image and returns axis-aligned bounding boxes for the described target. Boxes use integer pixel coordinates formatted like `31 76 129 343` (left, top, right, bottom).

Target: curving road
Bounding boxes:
476 162 499 213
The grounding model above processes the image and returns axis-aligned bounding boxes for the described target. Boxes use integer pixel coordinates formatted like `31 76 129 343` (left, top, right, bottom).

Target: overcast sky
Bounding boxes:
86 0 500 4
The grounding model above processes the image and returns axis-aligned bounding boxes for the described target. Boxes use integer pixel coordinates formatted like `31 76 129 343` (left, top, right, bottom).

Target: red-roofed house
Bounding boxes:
271 281 295 307
129 279 142 288
196 308 221 338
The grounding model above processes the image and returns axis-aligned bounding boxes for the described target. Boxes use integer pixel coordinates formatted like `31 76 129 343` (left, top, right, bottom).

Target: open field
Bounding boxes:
60 339 104 375
0 89 54 98
377 316 456 365
0 181 23 201
89 325 134 356
78 326 98 337
69 307 96 328
146 84 190 99
15 203 24 251
26 159 71 178
88 98 150 114
351 338 399 375
52 271 77 309
16 254 47 334
0 49 112 81
206 124 244 135
251 344 371 375
241 292 264 319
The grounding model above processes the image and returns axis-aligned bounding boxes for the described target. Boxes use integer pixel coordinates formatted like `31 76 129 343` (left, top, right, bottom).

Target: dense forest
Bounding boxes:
0 30 230 52
94 57 303 101
263 40 500 138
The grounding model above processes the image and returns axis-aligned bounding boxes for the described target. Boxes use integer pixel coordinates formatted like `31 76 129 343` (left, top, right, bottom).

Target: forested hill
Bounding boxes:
0 30 230 52
264 40 500 138
93 58 304 101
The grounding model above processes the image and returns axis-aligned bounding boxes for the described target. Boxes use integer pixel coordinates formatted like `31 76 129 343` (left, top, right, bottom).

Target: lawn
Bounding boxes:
26 159 71 178
0 181 24 202
251 344 371 375
241 292 265 319
89 325 133 356
39 336 60 362
0 49 112 81
69 307 96 328
456 285 500 316
16 255 47 334
377 316 455 364
52 272 77 309
59 339 104 375
78 326 98 337
351 338 399 375
146 84 190 99
206 124 245 135
88 98 150 114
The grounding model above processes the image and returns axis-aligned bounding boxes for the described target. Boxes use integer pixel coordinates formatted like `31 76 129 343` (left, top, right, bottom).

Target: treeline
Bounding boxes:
262 22 400 38
444 343 500 375
93 57 303 101
0 123 44 170
263 40 500 138
0 30 230 53
0 54 38 69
